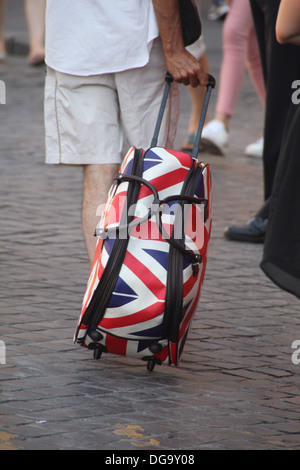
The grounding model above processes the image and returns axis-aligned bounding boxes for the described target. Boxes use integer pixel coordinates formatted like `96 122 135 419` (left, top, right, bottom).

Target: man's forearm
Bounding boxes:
152 0 185 56
152 0 208 87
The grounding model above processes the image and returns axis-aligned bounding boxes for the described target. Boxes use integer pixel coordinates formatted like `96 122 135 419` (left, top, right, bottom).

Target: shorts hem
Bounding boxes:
45 158 122 165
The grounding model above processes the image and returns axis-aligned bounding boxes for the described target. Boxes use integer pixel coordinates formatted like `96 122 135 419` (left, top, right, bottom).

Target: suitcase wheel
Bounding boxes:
88 329 103 342
87 342 107 360
147 359 156 372
149 342 162 354
143 356 162 372
93 346 102 360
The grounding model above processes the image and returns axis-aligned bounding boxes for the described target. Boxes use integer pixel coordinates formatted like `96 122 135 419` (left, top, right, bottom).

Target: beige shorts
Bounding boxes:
44 39 179 165
186 36 206 61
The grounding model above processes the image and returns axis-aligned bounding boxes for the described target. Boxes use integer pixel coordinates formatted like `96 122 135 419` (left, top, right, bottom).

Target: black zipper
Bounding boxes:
80 148 144 331
162 160 205 345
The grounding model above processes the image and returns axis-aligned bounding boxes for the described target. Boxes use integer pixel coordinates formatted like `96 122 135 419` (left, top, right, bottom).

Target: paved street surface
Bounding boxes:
1 1 300 451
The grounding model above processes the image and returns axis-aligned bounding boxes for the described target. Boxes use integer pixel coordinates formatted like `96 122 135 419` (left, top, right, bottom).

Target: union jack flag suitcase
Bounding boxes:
74 74 215 371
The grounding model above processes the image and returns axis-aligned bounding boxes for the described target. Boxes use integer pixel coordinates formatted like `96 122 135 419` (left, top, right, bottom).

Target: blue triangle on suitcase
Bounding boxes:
135 325 163 350
143 159 161 171
143 248 169 270
143 150 163 171
145 149 163 161
109 292 137 308
114 277 137 297
108 277 138 308
132 324 162 340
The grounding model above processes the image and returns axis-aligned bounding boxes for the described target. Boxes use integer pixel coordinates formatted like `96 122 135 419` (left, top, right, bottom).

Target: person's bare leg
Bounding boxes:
181 53 210 150
0 0 6 59
214 111 230 131
187 53 210 134
82 163 119 265
24 0 46 65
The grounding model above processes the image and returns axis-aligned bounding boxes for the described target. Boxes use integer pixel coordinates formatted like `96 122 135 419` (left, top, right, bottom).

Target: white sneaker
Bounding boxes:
208 4 230 21
201 120 229 155
244 137 264 158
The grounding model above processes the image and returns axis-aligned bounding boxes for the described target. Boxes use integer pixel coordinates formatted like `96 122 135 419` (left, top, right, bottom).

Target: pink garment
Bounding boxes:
216 0 266 117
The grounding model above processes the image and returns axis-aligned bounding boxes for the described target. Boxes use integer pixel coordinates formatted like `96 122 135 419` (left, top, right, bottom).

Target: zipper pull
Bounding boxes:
94 228 108 239
192 254 202 276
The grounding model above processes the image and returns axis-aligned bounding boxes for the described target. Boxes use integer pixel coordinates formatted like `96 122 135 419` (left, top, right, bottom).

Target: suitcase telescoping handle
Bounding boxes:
151 72 216 159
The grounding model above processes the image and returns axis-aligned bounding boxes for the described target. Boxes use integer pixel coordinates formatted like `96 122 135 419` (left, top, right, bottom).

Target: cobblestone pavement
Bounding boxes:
0 2 300 451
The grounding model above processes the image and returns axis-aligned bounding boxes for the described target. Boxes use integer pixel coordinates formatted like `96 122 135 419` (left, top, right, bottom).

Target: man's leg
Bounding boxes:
0 0 6 59
82 163 119 265
25 0 46 65
45 68 123 262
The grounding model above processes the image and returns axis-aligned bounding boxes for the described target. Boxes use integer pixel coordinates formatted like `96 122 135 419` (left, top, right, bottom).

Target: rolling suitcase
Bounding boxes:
74 73 215 371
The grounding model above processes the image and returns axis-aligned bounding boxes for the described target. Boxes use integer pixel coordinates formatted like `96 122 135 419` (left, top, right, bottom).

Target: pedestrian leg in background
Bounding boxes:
181 0 212 153
201 0 265 156
0 0 6 60
181 37 211 153
208 0 230 21
25 0 46 66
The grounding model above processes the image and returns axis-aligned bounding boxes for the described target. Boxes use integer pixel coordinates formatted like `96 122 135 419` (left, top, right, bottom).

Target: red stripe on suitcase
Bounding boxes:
138 167 189 199
123 251 167 301
165 149 195 168
100 300 164 329
105 334 127 356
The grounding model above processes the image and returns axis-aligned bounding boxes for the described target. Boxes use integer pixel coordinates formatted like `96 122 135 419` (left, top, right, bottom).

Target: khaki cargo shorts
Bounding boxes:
44 39 179 165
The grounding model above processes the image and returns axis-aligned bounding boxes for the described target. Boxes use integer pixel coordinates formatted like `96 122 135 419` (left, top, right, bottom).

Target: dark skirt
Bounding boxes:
260 101 300 299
